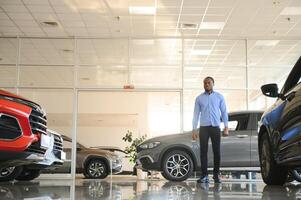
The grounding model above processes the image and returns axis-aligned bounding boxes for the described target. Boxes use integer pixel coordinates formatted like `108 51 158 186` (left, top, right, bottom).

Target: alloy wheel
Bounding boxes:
166 154 190 178
88 162 105 178
0 167 15 177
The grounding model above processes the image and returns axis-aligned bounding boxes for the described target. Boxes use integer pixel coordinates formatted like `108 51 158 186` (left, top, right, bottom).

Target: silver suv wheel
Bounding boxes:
162 150 194 182
166 154 190 178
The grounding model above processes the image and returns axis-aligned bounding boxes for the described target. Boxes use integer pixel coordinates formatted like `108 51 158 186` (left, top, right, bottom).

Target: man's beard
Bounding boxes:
205 88 213 92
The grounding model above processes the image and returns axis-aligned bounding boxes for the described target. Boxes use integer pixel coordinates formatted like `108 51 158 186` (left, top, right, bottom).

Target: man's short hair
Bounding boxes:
204 76 215 84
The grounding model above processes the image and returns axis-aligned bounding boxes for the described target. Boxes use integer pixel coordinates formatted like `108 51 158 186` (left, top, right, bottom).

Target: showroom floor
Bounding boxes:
0 175 300 199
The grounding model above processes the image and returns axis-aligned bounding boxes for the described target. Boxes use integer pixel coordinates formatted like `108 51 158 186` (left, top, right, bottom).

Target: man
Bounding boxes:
192 76 229 184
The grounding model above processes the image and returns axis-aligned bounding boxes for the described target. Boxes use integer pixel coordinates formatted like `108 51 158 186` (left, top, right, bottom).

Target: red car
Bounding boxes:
0 89 49 181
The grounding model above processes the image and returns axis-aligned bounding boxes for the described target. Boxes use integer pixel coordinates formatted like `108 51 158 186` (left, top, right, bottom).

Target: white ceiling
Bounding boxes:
0 0 300 98
0 0 300 37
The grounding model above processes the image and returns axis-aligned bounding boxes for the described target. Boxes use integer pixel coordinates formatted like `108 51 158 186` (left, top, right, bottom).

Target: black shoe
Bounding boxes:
213 175 222 184
197 175 209 183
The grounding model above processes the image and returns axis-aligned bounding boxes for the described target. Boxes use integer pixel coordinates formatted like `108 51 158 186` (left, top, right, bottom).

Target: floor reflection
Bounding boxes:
1 177 301 199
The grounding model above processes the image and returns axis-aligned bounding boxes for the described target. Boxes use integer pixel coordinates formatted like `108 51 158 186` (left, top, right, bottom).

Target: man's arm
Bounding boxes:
192 96 200 140
192 96 200 130
220 95 229 136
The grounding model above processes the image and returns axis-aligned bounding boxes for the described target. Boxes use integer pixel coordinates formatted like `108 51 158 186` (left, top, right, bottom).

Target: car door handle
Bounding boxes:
236 134 248 138
287 92 296 102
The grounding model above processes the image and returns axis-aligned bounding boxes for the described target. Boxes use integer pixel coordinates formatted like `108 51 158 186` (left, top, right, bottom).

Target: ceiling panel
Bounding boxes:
0 0 299 37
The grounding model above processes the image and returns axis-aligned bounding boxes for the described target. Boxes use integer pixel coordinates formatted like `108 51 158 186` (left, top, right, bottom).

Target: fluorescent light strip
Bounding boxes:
280 7 301 15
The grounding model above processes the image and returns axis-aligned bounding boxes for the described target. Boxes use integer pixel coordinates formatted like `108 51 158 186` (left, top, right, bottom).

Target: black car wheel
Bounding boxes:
0 166 23 182
15 169 41 181
161 150 194 182
259 133 288 185
84 159 108 179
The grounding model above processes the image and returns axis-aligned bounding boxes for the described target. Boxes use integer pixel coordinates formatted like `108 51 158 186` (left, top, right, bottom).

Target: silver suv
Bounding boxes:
136 111 263 181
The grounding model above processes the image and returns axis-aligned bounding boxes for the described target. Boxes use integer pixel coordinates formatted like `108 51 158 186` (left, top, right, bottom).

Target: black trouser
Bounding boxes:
199 126 221 177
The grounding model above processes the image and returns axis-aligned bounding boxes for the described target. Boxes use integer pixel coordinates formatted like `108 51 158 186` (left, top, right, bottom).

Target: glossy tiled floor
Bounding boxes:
0 175 301 199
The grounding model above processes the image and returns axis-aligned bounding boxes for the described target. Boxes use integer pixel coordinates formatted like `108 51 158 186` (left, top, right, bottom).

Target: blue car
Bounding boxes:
259 56 301 185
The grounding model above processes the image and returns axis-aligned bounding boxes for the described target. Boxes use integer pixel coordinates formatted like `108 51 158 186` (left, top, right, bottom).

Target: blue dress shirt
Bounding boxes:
192 91 228 130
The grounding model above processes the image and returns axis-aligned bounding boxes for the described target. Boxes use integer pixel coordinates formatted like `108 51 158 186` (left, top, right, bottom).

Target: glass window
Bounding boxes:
20 38 74 66
0 38 18 65
0 38 18 87
248 40 300 95
247 40 300 68
227 121 238 131
77 66 128 88
0 66 17 87
76 39 129 88
19 66 74 88
228 114 249 131
130 39 182 88
77 39 128 66
248 90 275 110
184 39 246 90
63 140 72 149
248 67 291 90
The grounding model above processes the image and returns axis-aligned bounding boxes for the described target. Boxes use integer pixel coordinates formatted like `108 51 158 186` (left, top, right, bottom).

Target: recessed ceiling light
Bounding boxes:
255 40 279 46
199 22 225 30
40 21 59 27
280 7 301 15
129 6 156 15
191 49 211 55
180 23 198 29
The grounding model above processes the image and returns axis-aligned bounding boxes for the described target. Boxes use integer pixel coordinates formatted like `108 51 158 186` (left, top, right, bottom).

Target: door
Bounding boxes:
276 59 301 162
261 58 301 163
213 113 252 167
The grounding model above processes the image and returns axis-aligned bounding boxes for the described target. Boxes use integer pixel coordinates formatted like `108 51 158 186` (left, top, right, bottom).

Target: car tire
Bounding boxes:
161 150 194 182
259 133 288 185
84 159 108 179
15 169 41 181
0 166 23 182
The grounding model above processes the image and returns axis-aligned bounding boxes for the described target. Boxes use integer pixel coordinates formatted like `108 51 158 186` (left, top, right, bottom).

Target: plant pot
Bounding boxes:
136 169 148 180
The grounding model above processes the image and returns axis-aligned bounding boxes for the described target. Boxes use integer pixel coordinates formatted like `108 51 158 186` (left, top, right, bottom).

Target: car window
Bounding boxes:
228 121 238 131
228 114 249 131
281 58 301 94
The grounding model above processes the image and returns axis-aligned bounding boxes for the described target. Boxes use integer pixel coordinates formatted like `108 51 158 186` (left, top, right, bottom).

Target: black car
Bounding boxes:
259 56 301 185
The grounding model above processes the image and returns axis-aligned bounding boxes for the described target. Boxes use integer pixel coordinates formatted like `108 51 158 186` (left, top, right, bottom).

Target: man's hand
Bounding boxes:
222 127 229 137
192 130 198 140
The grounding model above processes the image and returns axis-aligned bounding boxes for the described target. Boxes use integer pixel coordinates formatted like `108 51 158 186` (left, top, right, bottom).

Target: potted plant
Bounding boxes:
122 130 147 179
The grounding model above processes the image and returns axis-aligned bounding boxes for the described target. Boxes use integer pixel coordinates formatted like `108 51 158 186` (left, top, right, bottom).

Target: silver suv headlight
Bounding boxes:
139 141 161 149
